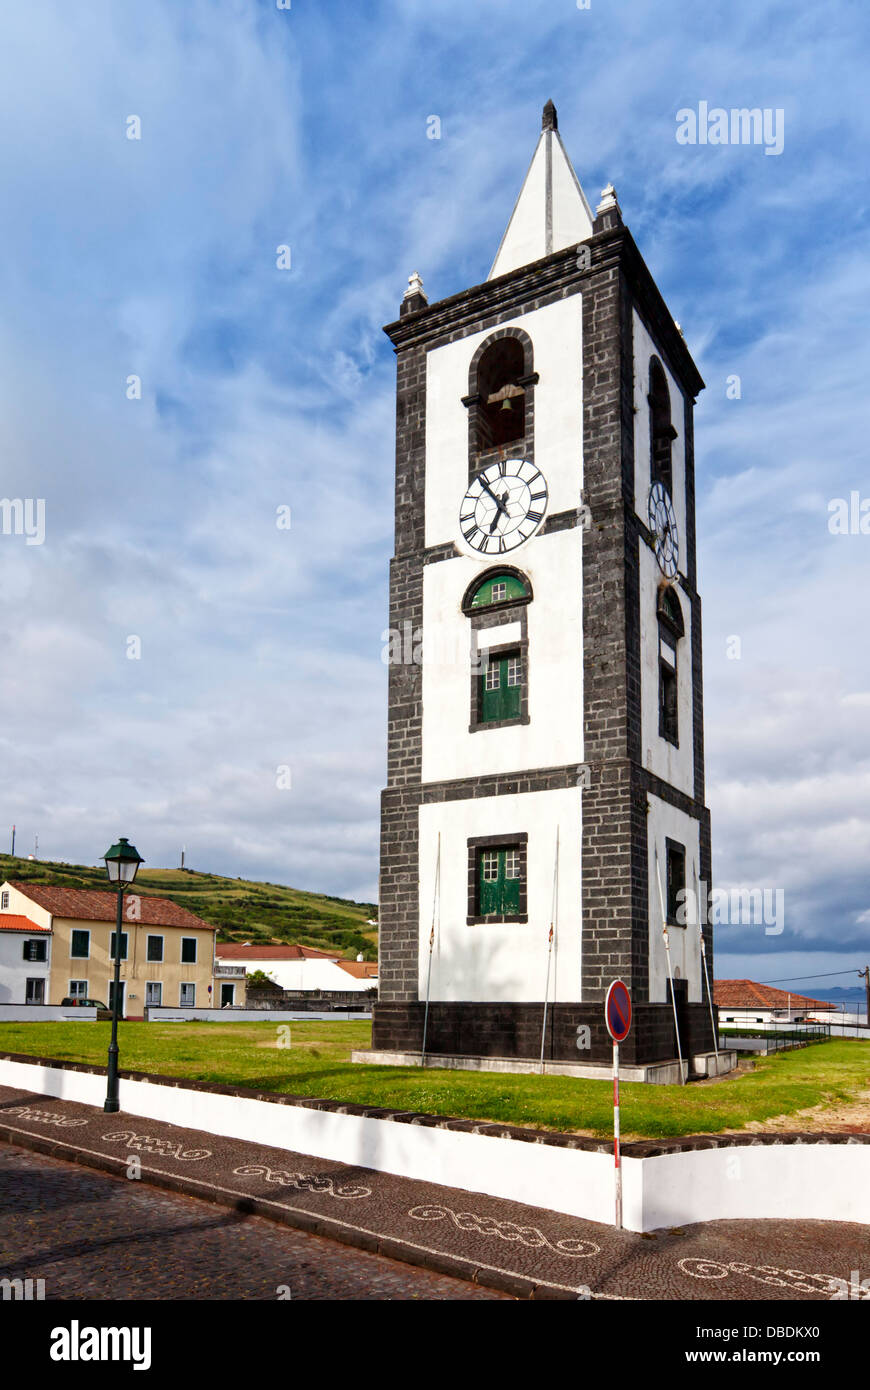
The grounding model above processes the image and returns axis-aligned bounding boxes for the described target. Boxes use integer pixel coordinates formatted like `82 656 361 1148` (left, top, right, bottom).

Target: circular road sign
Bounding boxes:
605 980 632 1042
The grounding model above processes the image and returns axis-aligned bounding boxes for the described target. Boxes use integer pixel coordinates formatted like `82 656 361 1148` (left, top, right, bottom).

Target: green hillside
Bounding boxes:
0 855 378 961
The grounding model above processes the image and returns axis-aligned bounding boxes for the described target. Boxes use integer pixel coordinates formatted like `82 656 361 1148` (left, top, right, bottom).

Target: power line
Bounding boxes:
758 969 863 985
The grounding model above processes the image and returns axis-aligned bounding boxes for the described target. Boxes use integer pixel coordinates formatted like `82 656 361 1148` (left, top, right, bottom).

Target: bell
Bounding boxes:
501 396 513 412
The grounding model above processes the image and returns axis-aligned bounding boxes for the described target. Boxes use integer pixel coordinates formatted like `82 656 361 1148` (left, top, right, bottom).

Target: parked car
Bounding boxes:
61 996 112 1019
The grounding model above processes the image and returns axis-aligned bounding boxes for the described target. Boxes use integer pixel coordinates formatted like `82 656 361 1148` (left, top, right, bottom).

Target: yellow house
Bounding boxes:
0 881 236 1017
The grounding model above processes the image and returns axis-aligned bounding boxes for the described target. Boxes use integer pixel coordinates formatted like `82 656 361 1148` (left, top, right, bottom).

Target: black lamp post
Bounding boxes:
103 836 143 1113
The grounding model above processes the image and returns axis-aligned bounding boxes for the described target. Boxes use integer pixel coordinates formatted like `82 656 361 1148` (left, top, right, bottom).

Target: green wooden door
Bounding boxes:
479 846 521 916
480 651 522 723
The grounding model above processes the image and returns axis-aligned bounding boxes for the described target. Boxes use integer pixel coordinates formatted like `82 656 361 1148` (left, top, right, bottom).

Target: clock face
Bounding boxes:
648 481 679 579
459 458 548 555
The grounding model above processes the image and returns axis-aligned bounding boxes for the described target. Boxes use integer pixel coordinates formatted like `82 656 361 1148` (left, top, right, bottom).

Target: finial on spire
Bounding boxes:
542 100 557 132
400 270 428 317
596 183 621 216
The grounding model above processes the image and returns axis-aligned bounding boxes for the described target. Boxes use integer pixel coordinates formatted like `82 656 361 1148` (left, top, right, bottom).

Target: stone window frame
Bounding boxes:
109 930 129 962
463 566 532 734
179 981 196 1007
467 832 528 925
146 933 164 963
664 836 687 928
648 354 678 495
69 928 90 960
657 582 684 748
462 326 539 483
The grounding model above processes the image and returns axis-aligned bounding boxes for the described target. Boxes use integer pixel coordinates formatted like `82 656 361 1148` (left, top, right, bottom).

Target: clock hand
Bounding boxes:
479 476 509 513
488 491 513 533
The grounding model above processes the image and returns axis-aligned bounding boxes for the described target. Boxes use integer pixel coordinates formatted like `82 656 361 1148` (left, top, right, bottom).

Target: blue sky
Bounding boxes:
0 1 868 993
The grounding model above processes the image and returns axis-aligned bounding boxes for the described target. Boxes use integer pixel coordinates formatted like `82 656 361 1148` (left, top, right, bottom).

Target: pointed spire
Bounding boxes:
489 104 594 280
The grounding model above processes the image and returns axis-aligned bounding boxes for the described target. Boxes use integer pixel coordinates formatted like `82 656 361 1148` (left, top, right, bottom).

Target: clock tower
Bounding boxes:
368 103 721 1081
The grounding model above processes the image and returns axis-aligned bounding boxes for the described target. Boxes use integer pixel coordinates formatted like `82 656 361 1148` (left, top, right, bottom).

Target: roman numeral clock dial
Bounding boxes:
459 459 549 554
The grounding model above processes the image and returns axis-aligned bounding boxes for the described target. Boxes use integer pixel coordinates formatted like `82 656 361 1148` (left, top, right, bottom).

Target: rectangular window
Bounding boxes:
145 981 162 1007
181 937 197 964
68 980 88 999
1 890 9 908
479 649 522 724
25 978 45 1005
478 844 523 917
666 840 686 925
180 982 196 1007
659 651 678 745
109 931 128 961
23 938 47 963
491 582 507 602
146 935 164 963
70 929 90 959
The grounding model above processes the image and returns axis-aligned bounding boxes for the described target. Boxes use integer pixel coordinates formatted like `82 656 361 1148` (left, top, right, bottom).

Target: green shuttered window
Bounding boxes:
479 650 522 723
478 846 522 916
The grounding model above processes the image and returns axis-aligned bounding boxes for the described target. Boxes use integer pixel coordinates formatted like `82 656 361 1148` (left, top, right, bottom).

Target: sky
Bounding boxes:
0 0 867 993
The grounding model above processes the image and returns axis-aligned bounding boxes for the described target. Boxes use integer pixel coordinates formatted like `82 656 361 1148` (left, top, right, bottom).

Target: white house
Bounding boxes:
0 914 52 1005
215 943 377 994
715 979 837 1029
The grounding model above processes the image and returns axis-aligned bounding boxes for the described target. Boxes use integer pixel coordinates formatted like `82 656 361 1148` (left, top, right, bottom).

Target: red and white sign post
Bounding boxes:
604 980 632 1230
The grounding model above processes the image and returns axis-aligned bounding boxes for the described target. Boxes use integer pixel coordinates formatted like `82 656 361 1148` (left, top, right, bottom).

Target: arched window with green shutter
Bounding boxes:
462 567 532 614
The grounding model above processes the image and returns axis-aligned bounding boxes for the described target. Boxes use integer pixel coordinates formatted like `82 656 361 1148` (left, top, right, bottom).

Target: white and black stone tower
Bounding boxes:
372 103 716 1076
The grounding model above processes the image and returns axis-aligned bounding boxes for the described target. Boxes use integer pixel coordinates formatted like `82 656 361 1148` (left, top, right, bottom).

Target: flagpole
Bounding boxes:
421 832 440 1069
539 829 560 1073
695 858 720 1074
655 845 685 1085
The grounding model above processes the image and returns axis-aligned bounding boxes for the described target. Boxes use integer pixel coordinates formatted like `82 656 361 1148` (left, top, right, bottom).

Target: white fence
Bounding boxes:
0 1005 98 1022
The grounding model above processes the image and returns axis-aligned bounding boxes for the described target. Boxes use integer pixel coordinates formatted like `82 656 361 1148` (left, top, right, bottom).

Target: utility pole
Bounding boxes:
860 966 870 1032
10 825 14 857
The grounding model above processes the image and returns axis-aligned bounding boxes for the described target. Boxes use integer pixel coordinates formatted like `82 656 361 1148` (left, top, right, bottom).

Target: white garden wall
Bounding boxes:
1 1054 867 1233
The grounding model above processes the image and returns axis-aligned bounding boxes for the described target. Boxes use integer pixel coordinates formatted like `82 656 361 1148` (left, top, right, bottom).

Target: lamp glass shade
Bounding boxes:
103 837 144 885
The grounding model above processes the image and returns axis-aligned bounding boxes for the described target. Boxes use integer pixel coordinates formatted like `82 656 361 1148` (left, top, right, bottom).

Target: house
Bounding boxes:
215 942 378 994
715 979 837 1029
0 914 52 1005
0 881 226 1017
336 959 379 987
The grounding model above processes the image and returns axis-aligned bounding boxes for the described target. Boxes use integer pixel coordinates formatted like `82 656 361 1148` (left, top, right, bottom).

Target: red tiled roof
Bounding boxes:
7 882 216 932
0 914 50 934
336 960 378 979
714 979 836 1012
215 943 340 961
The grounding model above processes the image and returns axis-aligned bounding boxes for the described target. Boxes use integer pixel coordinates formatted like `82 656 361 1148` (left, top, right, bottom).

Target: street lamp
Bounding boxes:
102 836 143 1113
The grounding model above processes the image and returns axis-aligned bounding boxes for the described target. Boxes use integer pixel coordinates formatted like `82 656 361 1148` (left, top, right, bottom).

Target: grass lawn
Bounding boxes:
1 1021 868 1139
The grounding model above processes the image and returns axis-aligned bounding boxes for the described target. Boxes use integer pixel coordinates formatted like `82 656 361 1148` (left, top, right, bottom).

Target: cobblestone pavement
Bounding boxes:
0 1144 507 1300
1 1085 867 1301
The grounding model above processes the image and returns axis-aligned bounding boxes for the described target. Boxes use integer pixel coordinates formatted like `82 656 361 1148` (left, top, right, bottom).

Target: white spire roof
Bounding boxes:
488 101 594 280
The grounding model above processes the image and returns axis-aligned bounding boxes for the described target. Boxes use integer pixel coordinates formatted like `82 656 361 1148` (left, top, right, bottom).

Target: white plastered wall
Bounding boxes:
421 528 583 784
424 297 583 549
631 309 687 578
418 787 581 1003
647 792 702 1003
638 542 694 798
